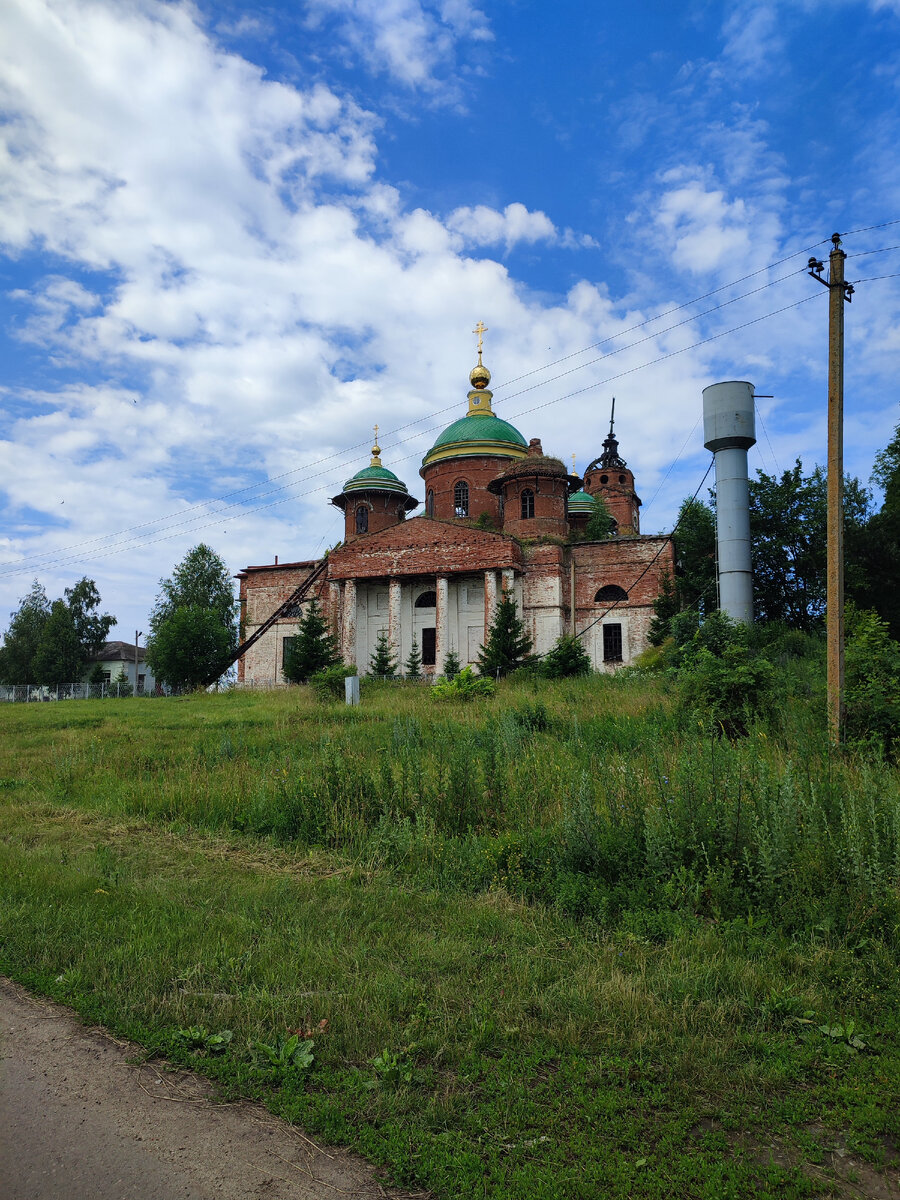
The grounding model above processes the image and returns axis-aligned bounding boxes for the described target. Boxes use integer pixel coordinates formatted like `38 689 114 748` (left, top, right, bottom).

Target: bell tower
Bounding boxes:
583 399 641 535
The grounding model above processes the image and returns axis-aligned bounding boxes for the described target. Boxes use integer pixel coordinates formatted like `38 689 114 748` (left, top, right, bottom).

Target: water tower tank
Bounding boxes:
702 381 757 624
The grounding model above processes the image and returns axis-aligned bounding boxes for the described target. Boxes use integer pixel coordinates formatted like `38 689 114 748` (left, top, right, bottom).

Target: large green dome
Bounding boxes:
423 412 527 467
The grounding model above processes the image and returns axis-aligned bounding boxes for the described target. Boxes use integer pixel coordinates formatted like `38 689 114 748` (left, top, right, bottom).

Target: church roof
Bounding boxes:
342 462 410 495
424 412 528 466
568 489 595 512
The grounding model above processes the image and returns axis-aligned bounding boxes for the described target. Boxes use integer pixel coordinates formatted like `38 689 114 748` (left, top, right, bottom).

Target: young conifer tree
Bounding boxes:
442 646 461 680
404 634 423 680
477 589 533 677
368 629 398 678
283 598 340 683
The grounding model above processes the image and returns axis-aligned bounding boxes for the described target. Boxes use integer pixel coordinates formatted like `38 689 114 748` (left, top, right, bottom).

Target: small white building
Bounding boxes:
83 641 156 693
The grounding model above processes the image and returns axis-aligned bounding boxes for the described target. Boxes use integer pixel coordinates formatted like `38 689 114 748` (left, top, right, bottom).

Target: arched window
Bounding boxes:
520 488 535 519
355 505 368 534
454 480 469 518
415 590 437 609
426 489 435 516
594 584 628 603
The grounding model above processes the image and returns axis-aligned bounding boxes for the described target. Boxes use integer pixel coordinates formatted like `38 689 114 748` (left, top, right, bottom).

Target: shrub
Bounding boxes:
310 663 358 702
844 603 900 755
432 666 495 702
541 634 591 678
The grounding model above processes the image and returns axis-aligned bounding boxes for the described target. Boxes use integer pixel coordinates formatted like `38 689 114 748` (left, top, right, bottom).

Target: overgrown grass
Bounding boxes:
1 675 899 1197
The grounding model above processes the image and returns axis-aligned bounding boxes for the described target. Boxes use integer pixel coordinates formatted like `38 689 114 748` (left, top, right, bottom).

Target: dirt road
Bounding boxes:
0 977 425 1200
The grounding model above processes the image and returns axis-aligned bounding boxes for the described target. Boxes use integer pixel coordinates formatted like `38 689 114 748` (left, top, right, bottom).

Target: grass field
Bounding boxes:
1 675 898 1198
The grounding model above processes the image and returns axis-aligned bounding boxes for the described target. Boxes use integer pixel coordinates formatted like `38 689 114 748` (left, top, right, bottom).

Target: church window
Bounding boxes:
619 474 627 483
600 474 609 485
421 627 436 666
603 623 623 663
283 636 298 670
355 505 368 534
520 488 535 519
426 489 435 516
595 584 628 603
415 590 437 609
454 480 469 517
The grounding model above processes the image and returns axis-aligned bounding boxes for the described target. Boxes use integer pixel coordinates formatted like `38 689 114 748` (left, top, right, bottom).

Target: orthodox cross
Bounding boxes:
373 423 379 444
473 320 488 356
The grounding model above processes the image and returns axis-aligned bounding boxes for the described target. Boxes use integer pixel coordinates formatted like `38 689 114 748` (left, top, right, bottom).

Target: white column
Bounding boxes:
328 581 342 643
501 567 515 598
484 570 498 629
341 578 357 666
388 577 402 664
436 575 449 674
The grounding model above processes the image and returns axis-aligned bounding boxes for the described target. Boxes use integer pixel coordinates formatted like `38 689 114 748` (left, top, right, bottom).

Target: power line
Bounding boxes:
0 289 825 580
1 231 849 575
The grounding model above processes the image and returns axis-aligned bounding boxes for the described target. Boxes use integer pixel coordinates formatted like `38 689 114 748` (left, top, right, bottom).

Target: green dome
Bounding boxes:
423 413 527 467
343 463 409 495
568 489 594 513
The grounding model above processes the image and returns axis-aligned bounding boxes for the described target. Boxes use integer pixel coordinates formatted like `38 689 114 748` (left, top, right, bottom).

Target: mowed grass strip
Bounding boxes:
0 799 896 1199
1 681 899 1198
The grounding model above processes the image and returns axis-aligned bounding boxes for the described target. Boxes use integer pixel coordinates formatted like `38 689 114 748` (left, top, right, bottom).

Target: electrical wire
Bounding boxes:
1 229 853 576
563 459 715 652
0 290 826 580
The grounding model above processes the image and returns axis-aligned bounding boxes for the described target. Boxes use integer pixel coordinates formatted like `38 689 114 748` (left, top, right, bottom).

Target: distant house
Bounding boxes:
82 641 156 693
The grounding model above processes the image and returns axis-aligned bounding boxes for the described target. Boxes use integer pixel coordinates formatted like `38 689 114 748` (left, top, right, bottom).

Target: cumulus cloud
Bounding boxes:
446 202 558 251
304 0 492 99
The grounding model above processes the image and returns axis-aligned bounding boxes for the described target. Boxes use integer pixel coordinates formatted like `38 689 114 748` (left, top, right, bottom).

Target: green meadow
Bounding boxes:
1 675 898 1198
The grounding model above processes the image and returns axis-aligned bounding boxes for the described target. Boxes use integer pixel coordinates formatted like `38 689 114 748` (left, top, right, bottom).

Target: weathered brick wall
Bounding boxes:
236 560 320 684
500 473 569 538
338 490 414 542
571 535 674 669
327 516 523 580
585 465 641 534
420 454 516 523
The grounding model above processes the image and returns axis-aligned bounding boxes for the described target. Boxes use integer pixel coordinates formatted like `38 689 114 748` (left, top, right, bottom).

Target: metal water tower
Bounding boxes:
702 381 757 624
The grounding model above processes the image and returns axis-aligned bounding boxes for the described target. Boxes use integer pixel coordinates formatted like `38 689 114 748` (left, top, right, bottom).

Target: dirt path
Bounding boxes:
0 978 426 1200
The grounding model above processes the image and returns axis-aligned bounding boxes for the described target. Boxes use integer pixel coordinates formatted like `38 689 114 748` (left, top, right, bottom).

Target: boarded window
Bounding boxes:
415 590 437 609
521 488 535 519
426 489 435 516
454 480 469 517
283 637 298 669
422 627 436 665
602 624 623 663
595 584 628 603
355 506 368 534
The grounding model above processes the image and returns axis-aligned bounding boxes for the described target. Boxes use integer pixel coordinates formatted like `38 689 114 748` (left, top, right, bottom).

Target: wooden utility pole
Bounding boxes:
808 235 854 745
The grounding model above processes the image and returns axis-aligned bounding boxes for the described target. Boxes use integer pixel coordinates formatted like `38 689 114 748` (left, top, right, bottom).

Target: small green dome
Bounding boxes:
423 413 528 467
568 489 594 513
342 463 409 495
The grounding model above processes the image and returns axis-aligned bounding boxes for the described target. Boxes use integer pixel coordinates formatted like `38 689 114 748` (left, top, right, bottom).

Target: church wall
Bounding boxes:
420 455 515 524
236 561 320 684
327 516 522 580
339 491 411 542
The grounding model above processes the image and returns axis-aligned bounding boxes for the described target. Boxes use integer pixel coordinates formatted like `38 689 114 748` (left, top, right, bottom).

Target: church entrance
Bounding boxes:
421 627 436 667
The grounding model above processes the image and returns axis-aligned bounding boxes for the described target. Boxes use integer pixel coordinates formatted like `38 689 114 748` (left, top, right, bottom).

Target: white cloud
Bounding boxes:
446 203 558 251
304 0 492 99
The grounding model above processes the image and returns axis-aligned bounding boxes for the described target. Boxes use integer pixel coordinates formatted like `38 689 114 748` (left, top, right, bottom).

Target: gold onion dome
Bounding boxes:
469 359 491 389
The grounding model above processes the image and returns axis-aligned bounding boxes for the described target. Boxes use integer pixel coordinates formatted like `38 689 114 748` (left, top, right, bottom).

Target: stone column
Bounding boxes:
341 578 357 666
501 567 515 598
388 577 402 665
436 575 449 675
328 581 342 643
484 570 498 630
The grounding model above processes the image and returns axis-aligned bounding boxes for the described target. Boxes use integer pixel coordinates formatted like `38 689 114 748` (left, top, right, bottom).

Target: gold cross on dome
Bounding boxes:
373 423 379 444
473 321 488 355
571 454 577 473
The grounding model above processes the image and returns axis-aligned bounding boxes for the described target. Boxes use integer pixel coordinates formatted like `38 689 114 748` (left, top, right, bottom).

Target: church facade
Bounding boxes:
236 339 674 684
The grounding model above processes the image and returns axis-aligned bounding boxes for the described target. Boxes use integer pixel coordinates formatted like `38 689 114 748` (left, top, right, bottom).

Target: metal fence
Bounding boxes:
0 682 175 702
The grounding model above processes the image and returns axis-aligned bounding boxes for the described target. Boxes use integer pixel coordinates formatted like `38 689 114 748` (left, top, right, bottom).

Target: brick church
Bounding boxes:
236 331 674 683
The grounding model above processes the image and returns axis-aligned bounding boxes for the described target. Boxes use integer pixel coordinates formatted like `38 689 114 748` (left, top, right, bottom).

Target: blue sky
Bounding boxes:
1 0 899 644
